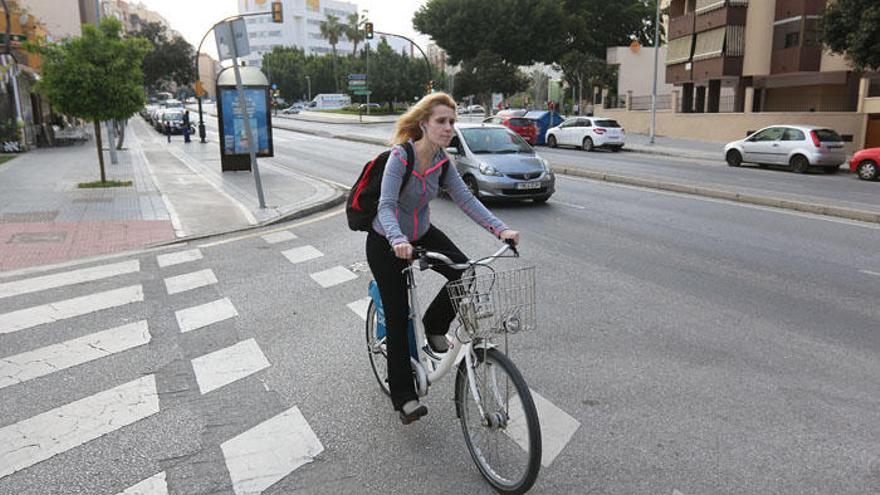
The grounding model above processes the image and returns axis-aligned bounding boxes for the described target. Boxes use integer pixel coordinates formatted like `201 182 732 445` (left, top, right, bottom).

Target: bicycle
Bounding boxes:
365 241 542 494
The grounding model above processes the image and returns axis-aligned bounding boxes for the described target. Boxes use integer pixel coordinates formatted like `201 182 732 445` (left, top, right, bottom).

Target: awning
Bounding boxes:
693 27 726 61
726 25 745 57
695 0 725 14
729 0 749 6
666 36 693 65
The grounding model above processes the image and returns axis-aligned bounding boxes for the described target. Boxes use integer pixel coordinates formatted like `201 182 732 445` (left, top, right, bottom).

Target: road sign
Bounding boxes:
352 88 372 95
215 18 250 61
348 79 367 87
348 73 367 81
0 33 27 47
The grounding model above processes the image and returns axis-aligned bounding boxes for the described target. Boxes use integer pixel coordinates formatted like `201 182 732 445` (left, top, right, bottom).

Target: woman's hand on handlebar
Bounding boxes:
393 242 413 260
499 229 519 246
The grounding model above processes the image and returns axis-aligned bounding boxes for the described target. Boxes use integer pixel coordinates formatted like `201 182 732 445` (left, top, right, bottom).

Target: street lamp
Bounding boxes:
649 0 661 144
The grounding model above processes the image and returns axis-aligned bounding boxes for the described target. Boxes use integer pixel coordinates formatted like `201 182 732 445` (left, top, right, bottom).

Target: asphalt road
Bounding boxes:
2 123 879 494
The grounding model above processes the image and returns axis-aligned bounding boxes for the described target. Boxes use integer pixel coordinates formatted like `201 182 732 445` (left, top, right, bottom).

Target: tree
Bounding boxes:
555 51 612 112
344 12 365 55
37 18 150 183
453 50 529 115
319 14 345 91
823 0 880 71
135 21 195 93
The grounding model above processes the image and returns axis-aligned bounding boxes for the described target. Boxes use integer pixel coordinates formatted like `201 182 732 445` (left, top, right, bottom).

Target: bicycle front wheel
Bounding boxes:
365 299 391 396
455 347 541 494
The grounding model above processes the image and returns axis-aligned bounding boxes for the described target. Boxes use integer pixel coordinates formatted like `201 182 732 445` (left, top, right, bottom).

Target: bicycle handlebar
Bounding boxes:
411 239 518 272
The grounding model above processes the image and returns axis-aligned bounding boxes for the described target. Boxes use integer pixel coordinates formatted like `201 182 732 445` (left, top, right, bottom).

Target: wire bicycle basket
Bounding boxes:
446 266 536 338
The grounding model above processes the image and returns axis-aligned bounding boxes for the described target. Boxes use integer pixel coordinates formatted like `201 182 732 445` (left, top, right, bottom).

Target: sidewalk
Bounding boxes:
0 120 344 273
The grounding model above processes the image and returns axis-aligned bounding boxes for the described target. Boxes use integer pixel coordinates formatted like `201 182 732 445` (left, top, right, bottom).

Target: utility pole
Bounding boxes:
649 0 661 144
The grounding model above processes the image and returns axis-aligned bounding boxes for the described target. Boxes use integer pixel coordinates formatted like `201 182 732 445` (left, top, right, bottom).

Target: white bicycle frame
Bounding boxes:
402 243 514 419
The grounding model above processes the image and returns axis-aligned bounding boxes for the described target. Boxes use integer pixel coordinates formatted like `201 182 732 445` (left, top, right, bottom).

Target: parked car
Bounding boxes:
158 110 192 134
545 117 625 151
849 147 880 181
483 115 538 145
446 123 555 203
466 104 485 115
281 103 303 114
724 125 846 173
358 102 381 111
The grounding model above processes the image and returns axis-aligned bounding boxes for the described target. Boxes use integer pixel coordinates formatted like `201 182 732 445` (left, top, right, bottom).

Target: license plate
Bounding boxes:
516 181 542 190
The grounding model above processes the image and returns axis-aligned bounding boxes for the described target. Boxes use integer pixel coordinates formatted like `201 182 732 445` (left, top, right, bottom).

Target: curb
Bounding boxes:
621 145 718 161
552 166 880 224
148 187 347 247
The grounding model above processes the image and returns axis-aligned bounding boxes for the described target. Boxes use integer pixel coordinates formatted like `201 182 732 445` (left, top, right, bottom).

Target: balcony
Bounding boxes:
695 6 748 33
666 63 693 85
775 0 825 20
770 46 822 74
692 56 744 80
668 12 695 39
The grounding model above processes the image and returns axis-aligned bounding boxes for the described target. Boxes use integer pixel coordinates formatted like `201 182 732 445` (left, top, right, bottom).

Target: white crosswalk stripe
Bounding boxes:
310 266 358 288
281 245 323 264
261 231 297 244
0 321 150 390
175 297 238 333
191 339 270 394
347 297 371 321
0 375 160 480
221 406 323 495
164 269 218 295
0 285 144 335
506 389 581 468
157 249 203 268
0 260 140 300
118 471 168 495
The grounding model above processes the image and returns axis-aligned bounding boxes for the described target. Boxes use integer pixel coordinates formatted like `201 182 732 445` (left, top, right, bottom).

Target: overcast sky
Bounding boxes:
135 0 432 58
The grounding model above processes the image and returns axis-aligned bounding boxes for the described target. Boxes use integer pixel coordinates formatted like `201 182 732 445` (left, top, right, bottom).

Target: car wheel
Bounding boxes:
582 137 594 152
547 135 557 148
789 155 810 174
532 195 551 204
463 175 481 199
856 160 879 181
726 150 743 167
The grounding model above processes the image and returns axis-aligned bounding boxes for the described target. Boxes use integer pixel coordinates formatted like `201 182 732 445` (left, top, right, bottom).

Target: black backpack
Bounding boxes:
346 142 447 232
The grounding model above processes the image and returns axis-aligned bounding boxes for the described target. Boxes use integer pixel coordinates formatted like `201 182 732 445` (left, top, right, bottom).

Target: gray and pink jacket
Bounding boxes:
372 141 508 246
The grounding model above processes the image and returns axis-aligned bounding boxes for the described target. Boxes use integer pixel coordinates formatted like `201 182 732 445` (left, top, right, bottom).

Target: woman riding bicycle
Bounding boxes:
365 92 520 424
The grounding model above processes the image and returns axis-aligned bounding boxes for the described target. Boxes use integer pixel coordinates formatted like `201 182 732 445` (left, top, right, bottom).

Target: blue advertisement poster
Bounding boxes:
220 88 270 155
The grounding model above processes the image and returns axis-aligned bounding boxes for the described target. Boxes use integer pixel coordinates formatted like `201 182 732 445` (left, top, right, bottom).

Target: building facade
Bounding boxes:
607 44 675 109
237 0 358 67
101 0 182 38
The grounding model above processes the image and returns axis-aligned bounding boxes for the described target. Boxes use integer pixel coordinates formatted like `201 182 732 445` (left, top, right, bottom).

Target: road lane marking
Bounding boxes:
0 285 144 335
157 249 203 268
310 266 357 288
281 245 323 264
164 269 218 295
862 270 880 278
347 297 371 320
0 375 160 480
0 260 140 300
506 389 581 468
197 209 344 249
221 406 323 495
175 297 238 333
191 339 270 394
0 321 150 390
118 471 168 495
261 231 298 244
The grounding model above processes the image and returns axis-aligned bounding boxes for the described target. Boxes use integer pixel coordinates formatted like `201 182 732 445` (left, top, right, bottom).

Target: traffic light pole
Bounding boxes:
373 30 433 93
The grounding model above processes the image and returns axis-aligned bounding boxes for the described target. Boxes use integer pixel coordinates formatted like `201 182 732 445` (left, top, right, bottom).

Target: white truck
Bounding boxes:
309 93 351 110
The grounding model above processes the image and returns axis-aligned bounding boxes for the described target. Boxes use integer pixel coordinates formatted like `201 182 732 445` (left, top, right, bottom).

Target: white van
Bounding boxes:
310 93 351 110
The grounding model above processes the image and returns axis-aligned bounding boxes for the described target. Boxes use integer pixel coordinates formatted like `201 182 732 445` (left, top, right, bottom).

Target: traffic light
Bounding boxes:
271 1 283 23
194 80 205 98
364 22 373 39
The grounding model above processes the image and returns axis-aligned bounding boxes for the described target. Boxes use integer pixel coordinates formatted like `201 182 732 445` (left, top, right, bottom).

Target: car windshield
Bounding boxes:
508 118 533 127
461 127 532 154
164 113 183 121
814 129 842 142
594 119 620 128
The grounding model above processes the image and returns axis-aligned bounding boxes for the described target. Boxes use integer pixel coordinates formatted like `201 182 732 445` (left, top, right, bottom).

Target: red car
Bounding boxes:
483 116 538 145
850 147 880 181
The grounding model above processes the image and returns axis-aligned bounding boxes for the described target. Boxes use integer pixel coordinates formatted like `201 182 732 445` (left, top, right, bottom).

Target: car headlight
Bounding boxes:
540 158 550 172
479 162 503 176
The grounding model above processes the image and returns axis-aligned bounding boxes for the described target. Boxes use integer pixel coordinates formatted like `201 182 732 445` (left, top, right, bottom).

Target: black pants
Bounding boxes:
366 225 468 410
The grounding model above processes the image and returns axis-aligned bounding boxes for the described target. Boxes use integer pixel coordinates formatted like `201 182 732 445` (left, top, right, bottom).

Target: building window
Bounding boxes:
803 16 821 47
324 8 350 17
307 19 322 26
268 31 283 37
308 32 324 40
773 18 802 50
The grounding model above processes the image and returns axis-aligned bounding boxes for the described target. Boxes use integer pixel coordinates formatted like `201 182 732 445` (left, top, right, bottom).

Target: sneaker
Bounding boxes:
399 400 428 424
427 335 450 353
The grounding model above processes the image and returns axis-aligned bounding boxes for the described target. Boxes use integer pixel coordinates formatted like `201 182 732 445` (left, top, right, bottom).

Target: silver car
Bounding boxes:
724 125 846 173
447 123 555 203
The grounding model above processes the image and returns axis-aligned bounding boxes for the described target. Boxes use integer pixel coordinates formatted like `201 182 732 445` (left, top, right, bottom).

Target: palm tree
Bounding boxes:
345 12 365 56
319 14 344 91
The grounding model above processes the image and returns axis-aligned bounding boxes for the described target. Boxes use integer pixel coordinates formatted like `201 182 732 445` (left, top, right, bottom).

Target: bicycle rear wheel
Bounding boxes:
365 300 391 396
455 347 541 494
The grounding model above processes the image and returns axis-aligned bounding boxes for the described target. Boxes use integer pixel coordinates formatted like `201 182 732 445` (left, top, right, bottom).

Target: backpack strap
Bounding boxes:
398 141 415 193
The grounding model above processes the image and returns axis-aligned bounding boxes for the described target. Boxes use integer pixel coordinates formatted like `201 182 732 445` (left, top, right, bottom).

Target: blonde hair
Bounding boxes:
389 92 457 146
